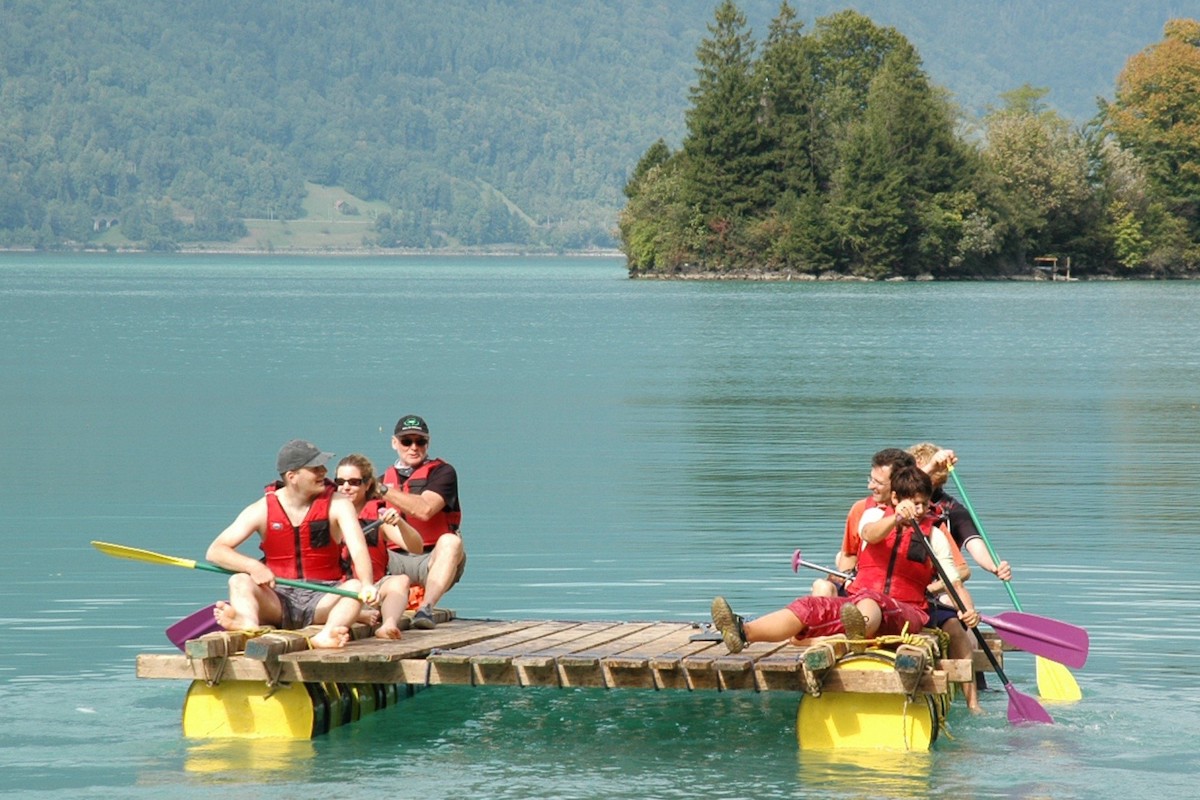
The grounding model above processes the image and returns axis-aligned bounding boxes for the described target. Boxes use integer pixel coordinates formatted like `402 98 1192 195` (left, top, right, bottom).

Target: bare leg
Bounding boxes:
854 597 883 636
215 573 282 630
743 607 809 643
418 535 464 609
811 578 839 598
375 575 412 640
308 580 363 649
942 618 981 711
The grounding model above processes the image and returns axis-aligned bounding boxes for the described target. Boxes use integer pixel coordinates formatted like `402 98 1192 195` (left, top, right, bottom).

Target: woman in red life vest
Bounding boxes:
335 454 424 640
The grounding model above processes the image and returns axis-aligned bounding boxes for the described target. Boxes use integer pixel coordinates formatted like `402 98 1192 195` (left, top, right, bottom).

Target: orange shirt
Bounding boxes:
840 497 869 557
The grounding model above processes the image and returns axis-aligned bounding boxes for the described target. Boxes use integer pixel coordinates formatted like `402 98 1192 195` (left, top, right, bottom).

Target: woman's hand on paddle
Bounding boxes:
359 584 379 605
894 499 919 525
379 507 402 526
995 560 1012 582
958 607 980 628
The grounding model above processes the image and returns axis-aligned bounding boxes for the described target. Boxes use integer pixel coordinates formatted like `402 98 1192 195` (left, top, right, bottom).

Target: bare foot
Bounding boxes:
374 621 403 640
213 600 255 631
357 607 381 627
309 625 351 649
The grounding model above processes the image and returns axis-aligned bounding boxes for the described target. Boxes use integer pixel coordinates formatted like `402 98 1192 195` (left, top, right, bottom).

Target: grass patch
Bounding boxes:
227 183 391 251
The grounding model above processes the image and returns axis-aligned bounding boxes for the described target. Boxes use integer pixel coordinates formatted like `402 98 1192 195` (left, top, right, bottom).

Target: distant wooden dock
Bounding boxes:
138 613 990 694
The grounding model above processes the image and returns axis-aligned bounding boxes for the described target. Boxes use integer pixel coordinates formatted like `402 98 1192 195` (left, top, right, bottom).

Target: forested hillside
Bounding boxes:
0 0 1183 252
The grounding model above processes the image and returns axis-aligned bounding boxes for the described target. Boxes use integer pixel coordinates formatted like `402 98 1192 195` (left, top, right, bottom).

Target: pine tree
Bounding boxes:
756 2 818 202
679 0 767 261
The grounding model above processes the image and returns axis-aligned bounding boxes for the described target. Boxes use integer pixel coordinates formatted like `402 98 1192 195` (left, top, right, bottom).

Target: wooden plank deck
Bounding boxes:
137 615 999 695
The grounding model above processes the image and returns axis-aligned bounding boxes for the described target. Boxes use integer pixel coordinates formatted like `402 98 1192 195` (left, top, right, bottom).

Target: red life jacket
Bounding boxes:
259 484 344 581
382 459 462 549
352 497 390 579
854 513 937 605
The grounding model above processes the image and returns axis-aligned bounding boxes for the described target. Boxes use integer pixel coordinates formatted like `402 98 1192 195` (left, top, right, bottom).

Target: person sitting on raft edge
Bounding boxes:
205 439 377 649
376 414 466 630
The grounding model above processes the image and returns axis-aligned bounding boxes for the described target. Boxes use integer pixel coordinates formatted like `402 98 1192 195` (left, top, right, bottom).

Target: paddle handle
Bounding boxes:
948 468 1023 612
191 561 362 599
792 549 854 581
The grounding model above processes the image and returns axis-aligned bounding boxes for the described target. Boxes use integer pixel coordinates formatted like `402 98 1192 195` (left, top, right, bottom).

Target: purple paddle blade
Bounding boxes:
165 604 222 651
985 610 1089 668
1006 683 1056 725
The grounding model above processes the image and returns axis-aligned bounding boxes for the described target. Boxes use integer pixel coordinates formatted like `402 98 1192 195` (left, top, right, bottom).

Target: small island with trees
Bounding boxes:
619 2 1200 280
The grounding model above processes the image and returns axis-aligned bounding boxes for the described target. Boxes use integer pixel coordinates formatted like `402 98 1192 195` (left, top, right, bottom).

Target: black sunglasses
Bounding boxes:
398 437 428 448
334 477 365 487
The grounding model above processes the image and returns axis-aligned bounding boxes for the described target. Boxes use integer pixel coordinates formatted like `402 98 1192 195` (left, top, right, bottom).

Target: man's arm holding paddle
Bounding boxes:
206 497 276 587
921 448 1013 582
381 509 425 554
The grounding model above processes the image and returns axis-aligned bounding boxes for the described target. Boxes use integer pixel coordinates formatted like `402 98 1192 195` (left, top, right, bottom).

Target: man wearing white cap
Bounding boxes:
206 439 376 648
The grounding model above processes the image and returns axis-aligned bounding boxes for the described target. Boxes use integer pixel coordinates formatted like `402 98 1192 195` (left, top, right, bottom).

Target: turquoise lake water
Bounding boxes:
1 253 1197 798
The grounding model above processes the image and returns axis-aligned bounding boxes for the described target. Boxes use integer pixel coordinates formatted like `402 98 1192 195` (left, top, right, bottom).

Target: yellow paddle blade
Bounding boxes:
1036 655 1082 702
91 540 199 570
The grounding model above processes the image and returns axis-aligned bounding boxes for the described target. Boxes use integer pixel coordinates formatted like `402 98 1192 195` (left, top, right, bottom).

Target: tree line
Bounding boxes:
619 3 1200 278
0 0 698 252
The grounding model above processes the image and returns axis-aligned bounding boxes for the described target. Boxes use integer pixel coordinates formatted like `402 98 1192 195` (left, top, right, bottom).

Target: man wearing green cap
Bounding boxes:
378 414 465 629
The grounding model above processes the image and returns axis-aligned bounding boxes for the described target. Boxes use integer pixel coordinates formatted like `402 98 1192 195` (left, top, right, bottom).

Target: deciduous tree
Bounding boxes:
1105 19 1200 231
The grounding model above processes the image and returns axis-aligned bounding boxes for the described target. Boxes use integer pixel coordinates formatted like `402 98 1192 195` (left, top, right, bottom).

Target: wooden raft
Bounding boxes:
137 615 1001 695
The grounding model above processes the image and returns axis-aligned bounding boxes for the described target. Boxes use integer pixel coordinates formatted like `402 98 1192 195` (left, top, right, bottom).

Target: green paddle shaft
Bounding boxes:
944 472 1085 701
188 560 362 598
217 517 382 597
91 539 365 599
948 467 1023 611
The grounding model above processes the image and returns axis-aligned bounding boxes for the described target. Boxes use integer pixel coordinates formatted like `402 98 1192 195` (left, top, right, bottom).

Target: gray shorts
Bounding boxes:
386 549 466 588
275 582 339 629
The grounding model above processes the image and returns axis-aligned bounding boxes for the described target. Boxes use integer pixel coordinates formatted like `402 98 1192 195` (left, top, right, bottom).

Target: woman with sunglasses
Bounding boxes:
335 454 424 639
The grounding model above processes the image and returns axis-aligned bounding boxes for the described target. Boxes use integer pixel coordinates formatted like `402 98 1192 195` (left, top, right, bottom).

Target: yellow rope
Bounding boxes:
864 629 941 659
239 626 275 639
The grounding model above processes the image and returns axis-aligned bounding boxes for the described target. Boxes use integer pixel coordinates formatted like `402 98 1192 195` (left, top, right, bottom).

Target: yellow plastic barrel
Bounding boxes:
796 650 945 751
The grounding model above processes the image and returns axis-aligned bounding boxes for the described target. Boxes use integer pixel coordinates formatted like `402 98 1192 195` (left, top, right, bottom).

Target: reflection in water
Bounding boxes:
796 748 933 799
184 738 316 778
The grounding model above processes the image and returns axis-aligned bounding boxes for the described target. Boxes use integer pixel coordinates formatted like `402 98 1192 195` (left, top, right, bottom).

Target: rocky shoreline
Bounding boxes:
5 245 1193 278
626 268 1188 281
